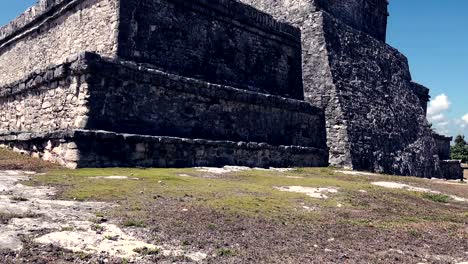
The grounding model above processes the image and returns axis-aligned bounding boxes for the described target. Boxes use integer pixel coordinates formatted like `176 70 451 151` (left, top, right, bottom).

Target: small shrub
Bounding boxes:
217 248 235 257
11 196 29 202
104 235 119 241
133 247 160 255
408 229 420 237
423 193 450 203
123 219 146 227
91 224 105 232
95 212 105 218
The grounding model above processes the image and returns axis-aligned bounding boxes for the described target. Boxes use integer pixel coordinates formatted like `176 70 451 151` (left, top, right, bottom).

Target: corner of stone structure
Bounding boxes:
299 11 353 170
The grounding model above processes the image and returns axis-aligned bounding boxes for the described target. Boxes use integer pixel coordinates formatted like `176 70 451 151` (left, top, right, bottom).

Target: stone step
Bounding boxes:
1 52 327 150
0 130 329 169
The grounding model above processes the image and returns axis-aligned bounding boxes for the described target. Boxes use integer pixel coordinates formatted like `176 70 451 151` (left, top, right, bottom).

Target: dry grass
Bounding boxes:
0 147 60 171
1 148 467 263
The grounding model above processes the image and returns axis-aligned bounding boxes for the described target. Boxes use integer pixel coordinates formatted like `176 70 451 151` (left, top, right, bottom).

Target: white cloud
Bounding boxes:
463 113 468 124
427 94 451 116
426 94 467 136
428 113 445 123
427 94 452 135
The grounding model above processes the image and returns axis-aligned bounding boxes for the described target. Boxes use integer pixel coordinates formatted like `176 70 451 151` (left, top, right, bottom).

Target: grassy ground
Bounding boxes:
0 148 59 171
1 149 468 263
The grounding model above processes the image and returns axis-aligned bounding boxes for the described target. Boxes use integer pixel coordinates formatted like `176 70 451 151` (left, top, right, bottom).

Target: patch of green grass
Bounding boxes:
91 224 105 232
25 166 468 231
11 196 28 202
346 219 374 227
133 247 160 256
28 167 352 219
95 212 105 218
423 193 451 203
76 251 91 261
408 229 421 237
123 219 146 228
217 248 235 257
104 235 119 241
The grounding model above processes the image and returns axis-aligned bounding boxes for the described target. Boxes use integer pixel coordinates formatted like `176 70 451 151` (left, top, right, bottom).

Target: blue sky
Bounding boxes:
1 0 467 137
387 0 468 137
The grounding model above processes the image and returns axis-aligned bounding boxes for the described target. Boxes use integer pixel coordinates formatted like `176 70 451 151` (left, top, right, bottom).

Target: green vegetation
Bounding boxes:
451 135 468 163
423 193 451 203
1 148 467 262
123 219 146 228
133 247 160 256
217 248 235 257
21 166 467 232
104 235 119 241
11 196 28 202
91 224 105 232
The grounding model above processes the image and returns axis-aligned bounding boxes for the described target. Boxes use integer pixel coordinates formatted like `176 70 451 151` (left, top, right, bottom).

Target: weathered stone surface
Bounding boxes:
433 133 452 161
411 82 431 115
0 53 327 150
439 160 464 180
318 12 439 177
0 0 327 169
118 0 303 98
239 0 441 177
0 0 119 86
1 0 303 99
0 0 459 179
239 0 388 41
0 130 328 169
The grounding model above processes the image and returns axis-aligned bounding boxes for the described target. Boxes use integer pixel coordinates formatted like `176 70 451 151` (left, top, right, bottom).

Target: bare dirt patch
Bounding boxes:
274 186 338 199
0 171 207 263
372 181 467 203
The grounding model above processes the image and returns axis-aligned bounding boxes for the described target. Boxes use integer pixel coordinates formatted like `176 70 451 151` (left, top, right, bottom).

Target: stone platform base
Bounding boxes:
0 130 329 169
439 160 464 180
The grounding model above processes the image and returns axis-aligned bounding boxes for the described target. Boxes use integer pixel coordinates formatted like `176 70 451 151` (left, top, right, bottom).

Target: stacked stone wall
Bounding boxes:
0 130 328 169
239 0 388 41
240 0 440 177
0 53 327 150
118 0 303 99
433 133 452 160
315 0 388 41
0 0 329 169
85 56 325 147
1 0 303 99
0 0 119 86
0 0 72 41
411 82 430 115
439 160 463 180
319 12 438 176
0 54 89 132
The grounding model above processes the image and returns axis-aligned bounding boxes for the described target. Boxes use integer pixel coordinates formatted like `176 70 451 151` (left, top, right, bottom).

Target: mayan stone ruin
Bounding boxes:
0 0 462 179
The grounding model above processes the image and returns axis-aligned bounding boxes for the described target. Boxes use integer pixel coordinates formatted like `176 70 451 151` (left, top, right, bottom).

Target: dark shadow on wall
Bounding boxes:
82 56 327 150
